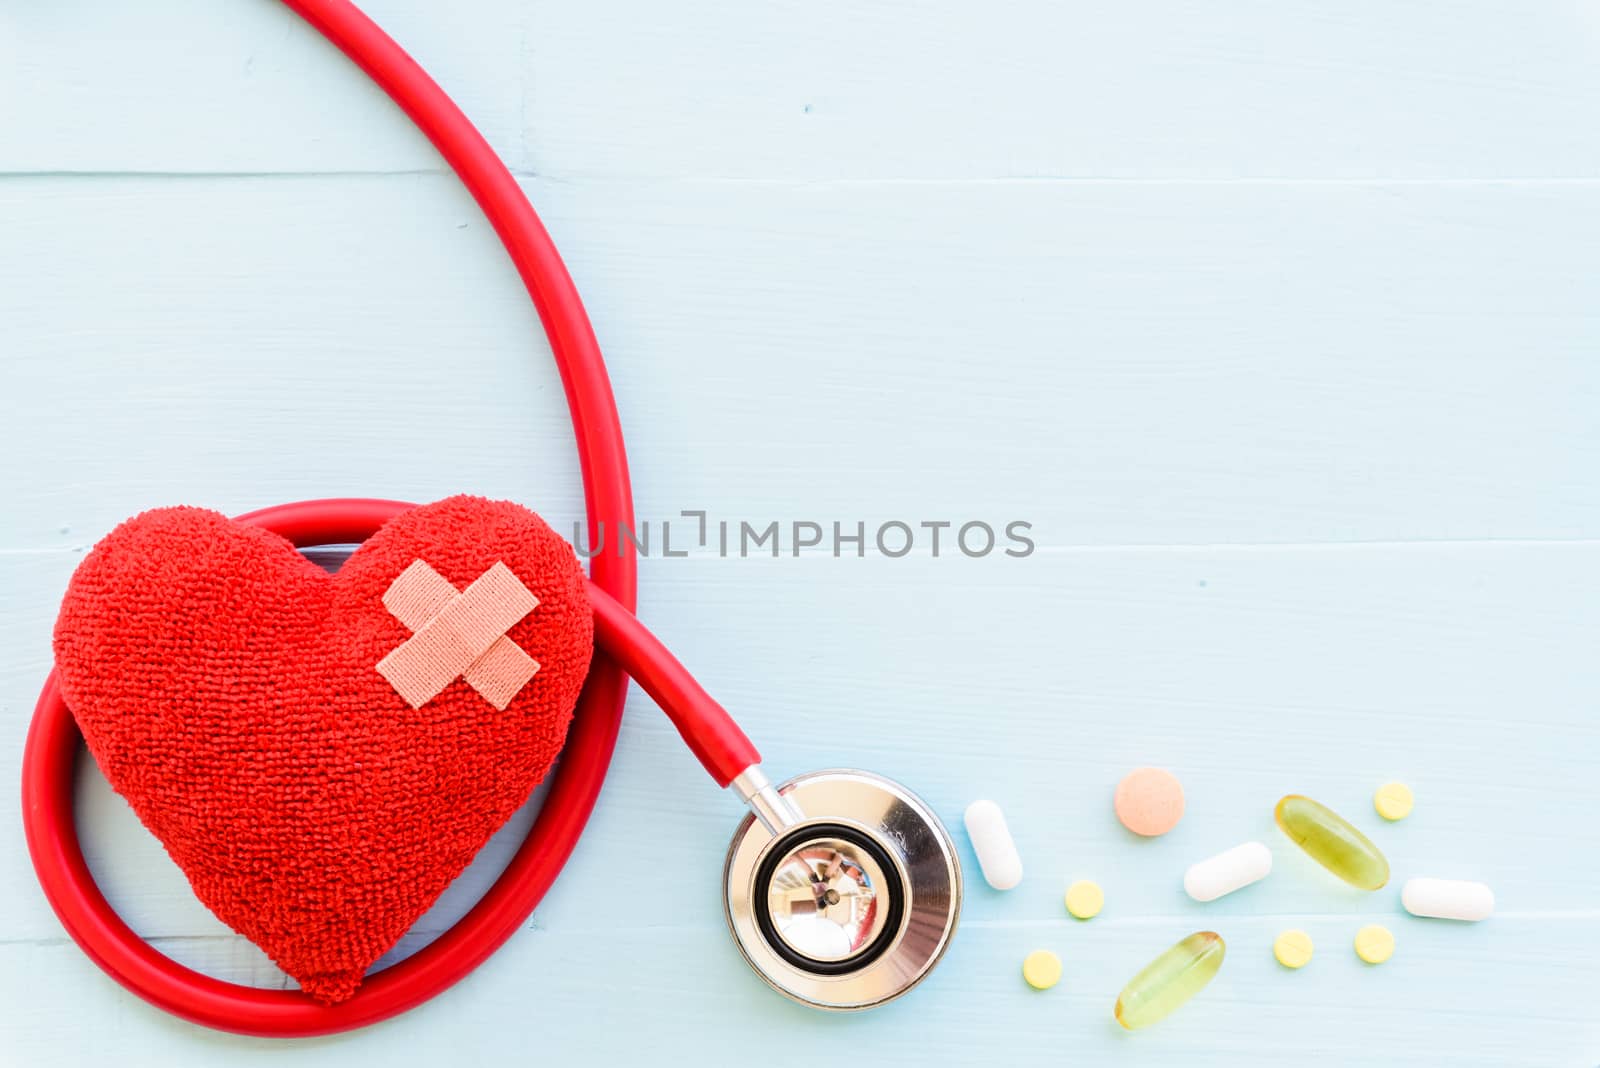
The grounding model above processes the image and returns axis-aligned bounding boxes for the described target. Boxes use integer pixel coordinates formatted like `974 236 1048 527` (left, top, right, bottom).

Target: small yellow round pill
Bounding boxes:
1374 782 1414 821
1354 924 1394 964
1022 949 1062 990
1064 880 1104 920
1273 929 1314 969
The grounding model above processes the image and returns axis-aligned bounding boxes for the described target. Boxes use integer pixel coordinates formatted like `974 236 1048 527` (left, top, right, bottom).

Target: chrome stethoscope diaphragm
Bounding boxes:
723 769 962 1010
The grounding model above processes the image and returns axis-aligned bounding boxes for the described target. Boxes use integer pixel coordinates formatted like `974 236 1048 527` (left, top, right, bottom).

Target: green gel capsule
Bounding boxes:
1275 794 1390 890
1114 931 1225 1031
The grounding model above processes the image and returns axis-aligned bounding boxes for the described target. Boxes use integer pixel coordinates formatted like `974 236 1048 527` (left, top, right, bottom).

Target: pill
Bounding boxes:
1022 949 1062 990
1114 767 1186 837
1114 931 1225 1030
1065 880 1104 919
1275 795 1390 890
1374 782 1414 821
1354 924 1394 964
1402 877 1494 921
964 799 1022 890
1183 841 1272 902
1273 929 1314 969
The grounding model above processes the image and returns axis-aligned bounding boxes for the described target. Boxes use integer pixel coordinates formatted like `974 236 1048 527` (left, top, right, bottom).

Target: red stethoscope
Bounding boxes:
20 0 960 1037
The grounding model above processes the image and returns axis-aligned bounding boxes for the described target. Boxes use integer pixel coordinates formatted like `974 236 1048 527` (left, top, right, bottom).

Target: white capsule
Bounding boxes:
963 799 1023 890
1184 841 1272 902
1402 877 1494 921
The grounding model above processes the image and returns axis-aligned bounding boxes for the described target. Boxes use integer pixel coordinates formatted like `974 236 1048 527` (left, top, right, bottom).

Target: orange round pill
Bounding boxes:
1114 767 1185 837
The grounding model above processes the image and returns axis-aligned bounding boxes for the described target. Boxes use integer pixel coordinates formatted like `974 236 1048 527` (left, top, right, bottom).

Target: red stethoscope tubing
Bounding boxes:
19 0 758 1038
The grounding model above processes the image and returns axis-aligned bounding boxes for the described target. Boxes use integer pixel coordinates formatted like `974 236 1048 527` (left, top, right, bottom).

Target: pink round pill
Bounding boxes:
1114 767 1185 837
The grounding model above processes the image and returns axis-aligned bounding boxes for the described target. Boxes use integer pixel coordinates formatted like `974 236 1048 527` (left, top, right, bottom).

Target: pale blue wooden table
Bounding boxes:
3 2 1598 1064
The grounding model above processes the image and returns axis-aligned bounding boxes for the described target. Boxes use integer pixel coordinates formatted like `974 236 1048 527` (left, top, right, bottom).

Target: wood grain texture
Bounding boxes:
2 1 1597 1065
8 2 1600 178
3 176 1596 546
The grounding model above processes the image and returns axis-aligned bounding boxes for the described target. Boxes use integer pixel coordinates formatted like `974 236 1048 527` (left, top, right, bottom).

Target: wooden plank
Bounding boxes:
2 175 1596 548
7 3 1600 179
1 914 1596 1063
4 540 1594 921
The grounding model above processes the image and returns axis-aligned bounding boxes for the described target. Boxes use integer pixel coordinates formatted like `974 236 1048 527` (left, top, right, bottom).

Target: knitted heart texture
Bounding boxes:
53 495 593 1003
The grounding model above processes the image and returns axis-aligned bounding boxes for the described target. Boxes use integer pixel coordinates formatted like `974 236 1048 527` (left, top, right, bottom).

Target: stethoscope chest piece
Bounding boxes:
723 769 961 1010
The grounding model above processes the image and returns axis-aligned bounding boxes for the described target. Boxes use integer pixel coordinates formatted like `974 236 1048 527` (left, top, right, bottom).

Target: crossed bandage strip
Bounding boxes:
376 559 540 710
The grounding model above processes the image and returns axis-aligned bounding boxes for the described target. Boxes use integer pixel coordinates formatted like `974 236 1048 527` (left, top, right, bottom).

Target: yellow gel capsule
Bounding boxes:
1022 949 1062 990
1114 931 1225 1031
1275 795 1390 890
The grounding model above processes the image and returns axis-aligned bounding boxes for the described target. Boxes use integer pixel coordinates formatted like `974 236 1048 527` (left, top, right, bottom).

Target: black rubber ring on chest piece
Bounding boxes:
751 822 906 978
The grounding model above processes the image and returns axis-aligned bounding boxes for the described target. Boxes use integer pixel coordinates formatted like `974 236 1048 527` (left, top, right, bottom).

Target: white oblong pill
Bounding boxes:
1402 877 1494 921
1184 841 1272 902
963 799 1023 890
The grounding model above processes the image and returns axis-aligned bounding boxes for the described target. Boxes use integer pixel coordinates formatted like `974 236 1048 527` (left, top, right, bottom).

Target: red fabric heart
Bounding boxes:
52 495 592 1004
